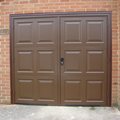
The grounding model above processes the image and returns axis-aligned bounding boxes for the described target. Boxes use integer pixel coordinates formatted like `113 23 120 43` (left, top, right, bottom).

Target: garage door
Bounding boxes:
11 13 111 106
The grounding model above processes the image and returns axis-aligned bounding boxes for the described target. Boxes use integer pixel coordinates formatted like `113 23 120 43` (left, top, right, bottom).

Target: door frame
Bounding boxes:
10 11 112 106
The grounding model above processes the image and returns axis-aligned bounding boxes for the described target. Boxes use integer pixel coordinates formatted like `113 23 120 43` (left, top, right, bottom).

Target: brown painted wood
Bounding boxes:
60 16 108 106
14 18 58 105
10 12 112 106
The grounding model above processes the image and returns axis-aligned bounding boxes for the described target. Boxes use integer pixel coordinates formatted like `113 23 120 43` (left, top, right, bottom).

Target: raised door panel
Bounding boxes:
85 48 107 75
15 49 34 74
36 47 57 75
87 51 104 73
64 80 81 101
87 21 103 43
61 17 83 46
61 48 83 75
14 19 35 46
15 76 35 103
86 81 103 101
36 76 57 105
61 76 84 105
84 77 107 105
85 17 107 46
37 51 54 73
36 18 57 46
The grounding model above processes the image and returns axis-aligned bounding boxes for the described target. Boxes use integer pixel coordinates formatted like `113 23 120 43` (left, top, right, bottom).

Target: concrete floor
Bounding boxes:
0 105 120 120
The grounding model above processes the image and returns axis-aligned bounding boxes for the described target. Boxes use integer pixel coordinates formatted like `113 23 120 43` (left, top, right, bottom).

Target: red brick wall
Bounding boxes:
118 0 120 108
0 0 118 105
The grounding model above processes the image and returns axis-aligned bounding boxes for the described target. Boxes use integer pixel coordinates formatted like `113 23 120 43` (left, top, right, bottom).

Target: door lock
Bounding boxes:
61 57 64 65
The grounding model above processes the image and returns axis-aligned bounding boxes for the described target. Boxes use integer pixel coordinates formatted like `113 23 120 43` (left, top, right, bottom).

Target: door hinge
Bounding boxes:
107 92 109 97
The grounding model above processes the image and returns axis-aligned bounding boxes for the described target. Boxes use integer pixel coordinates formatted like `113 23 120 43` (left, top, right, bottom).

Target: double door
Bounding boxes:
14 16 108 106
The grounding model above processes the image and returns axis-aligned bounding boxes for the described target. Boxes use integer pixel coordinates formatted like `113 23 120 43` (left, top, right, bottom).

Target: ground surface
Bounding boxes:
0 105 120 120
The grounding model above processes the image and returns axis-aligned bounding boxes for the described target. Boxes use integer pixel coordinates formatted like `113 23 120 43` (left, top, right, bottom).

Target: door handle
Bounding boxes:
61 57 64 65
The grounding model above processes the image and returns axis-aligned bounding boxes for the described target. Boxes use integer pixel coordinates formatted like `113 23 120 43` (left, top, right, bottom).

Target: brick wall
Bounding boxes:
118 0 120 109
0 0 119 105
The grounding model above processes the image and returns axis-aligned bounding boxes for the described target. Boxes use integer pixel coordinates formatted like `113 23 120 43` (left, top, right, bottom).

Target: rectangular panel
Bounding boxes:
61 17 83 46
85 17 107 46
87 21 103 43
61 76 84 105
64 51 82 73
36 76 57 105
64 80 81 101
16 50 33 73
61 47 84 76
17 79 34 101
14 19 34 46
37 23 53 43
37 49 56 74
86 50 104 74
65 22 81 42
36 18 57 46
86 80 103 101
37 79 55 101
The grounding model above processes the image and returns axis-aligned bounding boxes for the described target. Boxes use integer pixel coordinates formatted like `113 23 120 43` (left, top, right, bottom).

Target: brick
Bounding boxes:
6 0 14 1
91 5 101 8
39 0 48 2
65 3 75 5
65 9 75 12
49 6 59 9
71 0 80 2
20 1 28 4
5 5 14 9
70 6 80 9
44 3 54 6
81 5 90 8
2 100 10 103
50 0 59 2
15 5 24 8
34 10 43 13
76 9 85 12
28 7 39 10
5 12 14 15
55 3 64 6
0 6 4 9
60 0 69 1
19 8 28 11
97 2 106 4
76 2 85 5
1 9 9 12
39 6 48 9
60 6 69 9
10 8 18 11
1 2 9 5
87 9 97 11
24 11 34 14
55 9 64 12
44 10 54 12
30 0 38 3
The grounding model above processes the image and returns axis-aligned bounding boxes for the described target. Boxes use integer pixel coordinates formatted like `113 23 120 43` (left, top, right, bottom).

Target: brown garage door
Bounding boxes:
11 12 111 106
14 18 58 105
61 17 107 106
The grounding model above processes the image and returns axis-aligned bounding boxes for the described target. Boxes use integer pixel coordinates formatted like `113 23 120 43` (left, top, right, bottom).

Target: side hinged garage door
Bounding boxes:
60 16 108 106
11 12 111 106
14 18 58 105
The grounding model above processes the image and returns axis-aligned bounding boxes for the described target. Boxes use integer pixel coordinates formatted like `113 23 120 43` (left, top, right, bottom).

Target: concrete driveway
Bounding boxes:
0 104 120 120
